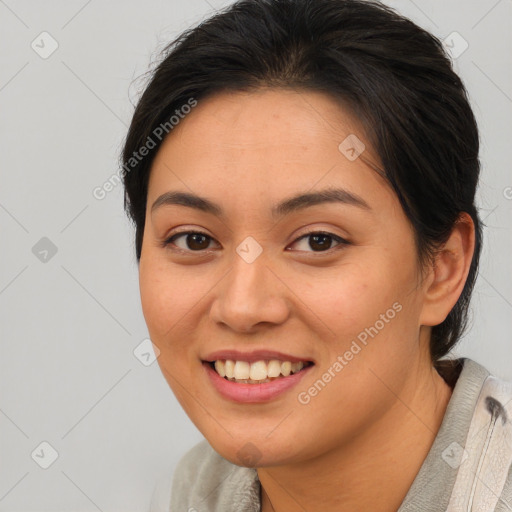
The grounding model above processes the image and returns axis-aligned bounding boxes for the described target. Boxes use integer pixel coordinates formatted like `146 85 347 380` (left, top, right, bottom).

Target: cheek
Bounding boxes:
139 256 204 402
295 262 403 333
295 255 421 369
138 255 197 340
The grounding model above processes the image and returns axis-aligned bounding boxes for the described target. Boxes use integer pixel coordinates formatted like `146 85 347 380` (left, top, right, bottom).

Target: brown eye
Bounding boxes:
290 231 349 253
164 231 216 251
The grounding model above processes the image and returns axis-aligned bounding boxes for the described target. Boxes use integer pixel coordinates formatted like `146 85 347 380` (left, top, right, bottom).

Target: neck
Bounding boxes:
258 363 453 512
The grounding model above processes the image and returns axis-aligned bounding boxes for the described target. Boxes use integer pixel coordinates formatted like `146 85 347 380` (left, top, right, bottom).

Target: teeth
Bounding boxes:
249 360 268 380
234 361 250 380
214 360 225 377
212 359 308 381
291 362 304 373
281 361 291 377
267 360 281 378
225 360 235 379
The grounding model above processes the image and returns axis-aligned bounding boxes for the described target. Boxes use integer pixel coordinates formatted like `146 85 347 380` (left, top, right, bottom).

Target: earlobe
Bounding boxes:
419 212 476 327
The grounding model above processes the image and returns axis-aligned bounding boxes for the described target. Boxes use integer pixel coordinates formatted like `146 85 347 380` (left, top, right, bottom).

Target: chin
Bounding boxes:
207 433 300 468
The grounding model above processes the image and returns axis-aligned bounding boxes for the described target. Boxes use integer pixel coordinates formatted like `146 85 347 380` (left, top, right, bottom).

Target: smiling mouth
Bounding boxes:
205 359 314 384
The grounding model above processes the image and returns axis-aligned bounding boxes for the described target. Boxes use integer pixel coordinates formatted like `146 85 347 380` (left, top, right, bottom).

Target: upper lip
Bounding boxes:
203 349 314 364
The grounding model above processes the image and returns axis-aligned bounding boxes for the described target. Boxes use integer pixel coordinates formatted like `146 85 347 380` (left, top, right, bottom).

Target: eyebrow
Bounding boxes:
151 187 371 218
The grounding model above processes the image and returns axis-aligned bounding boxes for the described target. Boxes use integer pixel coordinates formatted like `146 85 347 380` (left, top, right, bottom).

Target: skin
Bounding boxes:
138 88 475 511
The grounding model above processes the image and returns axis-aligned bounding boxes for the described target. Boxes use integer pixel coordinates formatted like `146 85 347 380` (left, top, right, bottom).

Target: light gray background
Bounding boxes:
0 0 511 510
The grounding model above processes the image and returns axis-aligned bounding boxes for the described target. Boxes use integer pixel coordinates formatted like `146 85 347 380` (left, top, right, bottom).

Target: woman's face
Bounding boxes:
139 88 433 466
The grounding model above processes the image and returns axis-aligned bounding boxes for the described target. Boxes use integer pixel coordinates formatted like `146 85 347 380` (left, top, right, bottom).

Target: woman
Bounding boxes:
120 0 512 510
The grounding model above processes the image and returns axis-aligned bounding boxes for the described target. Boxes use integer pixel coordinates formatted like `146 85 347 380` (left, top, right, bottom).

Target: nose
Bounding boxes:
209 248 290 333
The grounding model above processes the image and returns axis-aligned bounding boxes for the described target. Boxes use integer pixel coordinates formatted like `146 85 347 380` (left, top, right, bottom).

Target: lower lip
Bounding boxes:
203 362 314 403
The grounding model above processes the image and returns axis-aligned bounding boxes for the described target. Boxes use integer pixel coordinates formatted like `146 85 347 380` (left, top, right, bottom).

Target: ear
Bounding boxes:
419 212 476 327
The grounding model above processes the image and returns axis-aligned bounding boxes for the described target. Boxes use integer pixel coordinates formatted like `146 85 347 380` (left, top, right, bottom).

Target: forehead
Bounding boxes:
169 88 369 151
147 88 392 214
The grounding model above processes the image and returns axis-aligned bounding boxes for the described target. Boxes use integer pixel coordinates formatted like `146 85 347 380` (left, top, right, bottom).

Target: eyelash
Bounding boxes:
161 230 350 255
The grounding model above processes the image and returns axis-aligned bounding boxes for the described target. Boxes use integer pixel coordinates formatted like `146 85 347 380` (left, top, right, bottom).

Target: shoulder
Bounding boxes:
399 358 512 511
449 358 512 510
170 439 260 512
497 464 512 512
